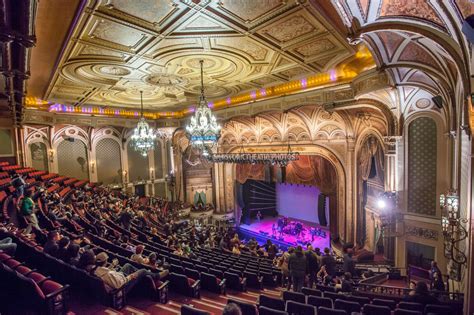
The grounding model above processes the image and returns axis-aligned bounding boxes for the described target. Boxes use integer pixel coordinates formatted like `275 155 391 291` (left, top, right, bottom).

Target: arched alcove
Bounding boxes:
96 138 122 184
57 139 89 180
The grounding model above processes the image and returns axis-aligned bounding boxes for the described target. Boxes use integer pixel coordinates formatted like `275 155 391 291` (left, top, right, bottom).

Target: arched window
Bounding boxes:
57 138 89 180
408 117 437 216
96 138 121 184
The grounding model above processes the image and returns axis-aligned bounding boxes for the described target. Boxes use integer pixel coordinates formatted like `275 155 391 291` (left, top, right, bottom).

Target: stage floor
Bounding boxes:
239 217 330 250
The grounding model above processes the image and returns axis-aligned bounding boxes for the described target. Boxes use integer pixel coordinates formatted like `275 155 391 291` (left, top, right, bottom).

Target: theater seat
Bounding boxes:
362 304 391 315
259 306 289 315
228 298 258 315
317 307 347 315
283 290 306 303
394 309 423 315
372 298 397 310
334 299 361 314
302 287 322 297
169 272 200 298
244 271 263 289
286 300 316 315
181 304 211 315
201 272 226 294
259 294 285 311
424 304 451 315
307 296 333 309
398 302 424 313
224 271 246 291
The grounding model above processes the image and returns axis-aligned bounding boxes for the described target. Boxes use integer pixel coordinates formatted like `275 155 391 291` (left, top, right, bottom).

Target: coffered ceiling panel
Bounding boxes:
42 0 354 112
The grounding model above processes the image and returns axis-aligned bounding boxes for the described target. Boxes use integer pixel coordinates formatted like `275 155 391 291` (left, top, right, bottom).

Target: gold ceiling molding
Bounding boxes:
35 0 366 114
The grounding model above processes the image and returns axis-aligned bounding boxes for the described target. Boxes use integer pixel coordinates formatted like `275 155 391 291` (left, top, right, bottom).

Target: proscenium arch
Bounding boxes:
225 143 349 242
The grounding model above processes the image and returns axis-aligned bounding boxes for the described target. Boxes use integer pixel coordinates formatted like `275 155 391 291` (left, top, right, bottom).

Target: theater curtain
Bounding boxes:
357 137 384 247
236 164 265 183
235 155 337 193
285 155 337 194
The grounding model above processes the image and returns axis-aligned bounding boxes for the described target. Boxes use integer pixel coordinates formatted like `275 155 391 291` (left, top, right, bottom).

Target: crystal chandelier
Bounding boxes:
130 91 156 157
185 60 221 155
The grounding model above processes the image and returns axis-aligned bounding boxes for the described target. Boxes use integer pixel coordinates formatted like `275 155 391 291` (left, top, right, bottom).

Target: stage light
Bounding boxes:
377 199 386 209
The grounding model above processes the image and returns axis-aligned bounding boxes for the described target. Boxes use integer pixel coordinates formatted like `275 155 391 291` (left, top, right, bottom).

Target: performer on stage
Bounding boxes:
256 210 262 222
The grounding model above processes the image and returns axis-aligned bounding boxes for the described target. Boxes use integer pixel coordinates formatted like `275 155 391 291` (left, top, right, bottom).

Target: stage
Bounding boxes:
238 217 330 250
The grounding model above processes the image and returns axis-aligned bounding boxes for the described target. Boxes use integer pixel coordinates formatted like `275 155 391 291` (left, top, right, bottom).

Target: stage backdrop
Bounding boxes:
276 183 320 224
237 155 337 234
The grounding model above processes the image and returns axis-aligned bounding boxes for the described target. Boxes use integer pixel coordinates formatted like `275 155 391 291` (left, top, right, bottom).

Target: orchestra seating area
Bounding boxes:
0 162 464 314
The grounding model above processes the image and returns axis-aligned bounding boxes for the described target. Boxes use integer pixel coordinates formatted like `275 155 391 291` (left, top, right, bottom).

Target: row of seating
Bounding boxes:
183 292 453 315
0 252 69 315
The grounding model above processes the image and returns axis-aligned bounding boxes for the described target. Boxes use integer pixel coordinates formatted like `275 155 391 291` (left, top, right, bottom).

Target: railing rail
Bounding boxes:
357 282 464 301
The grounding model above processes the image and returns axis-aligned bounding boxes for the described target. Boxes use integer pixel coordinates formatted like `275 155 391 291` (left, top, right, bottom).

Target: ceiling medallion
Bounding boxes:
185 60 221 156
130 91 156 157
145 73 188 87
98 65 131 76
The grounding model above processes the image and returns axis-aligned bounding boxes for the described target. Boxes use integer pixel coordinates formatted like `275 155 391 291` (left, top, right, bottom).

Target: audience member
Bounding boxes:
321 247 336 276
343 248 356 276
305 244 319 288
56 236 70 260
131 245 147 264
43 230 60 256
288 245 307 292
223 303 242 315
404 281 439 306
64 243 81 266
0 236 17 255
20 190 40 235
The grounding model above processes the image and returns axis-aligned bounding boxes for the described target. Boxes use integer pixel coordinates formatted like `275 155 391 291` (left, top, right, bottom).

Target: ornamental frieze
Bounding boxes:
405 225 439 241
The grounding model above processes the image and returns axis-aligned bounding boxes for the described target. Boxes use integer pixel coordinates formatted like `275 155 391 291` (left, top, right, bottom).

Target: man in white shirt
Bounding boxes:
94 252 168 294
93 252 146 293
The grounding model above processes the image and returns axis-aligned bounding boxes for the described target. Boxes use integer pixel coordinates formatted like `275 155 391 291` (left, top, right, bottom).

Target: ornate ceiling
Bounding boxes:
41 0 355 112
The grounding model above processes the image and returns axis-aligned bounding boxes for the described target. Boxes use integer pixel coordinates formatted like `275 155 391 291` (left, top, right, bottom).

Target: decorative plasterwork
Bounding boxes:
218 104 387 147
40 0 355 113
405 225 439 241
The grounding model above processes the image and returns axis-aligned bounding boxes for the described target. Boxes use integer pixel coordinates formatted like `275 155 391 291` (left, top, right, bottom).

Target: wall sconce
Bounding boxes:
440 190 468 265
90 162 95 174
48 149 54 163
150 168 155 182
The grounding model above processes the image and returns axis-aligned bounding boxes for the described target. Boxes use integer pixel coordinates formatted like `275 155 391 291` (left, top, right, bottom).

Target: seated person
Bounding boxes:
43 230 60 256
64 243 81 266
340 272 354 292
404 281 439 306
146 252 163 269
56 236 70 260
232 244 241 254
77 249 96 273
0 236 17 255
92 252 149 293
130 245 148 265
